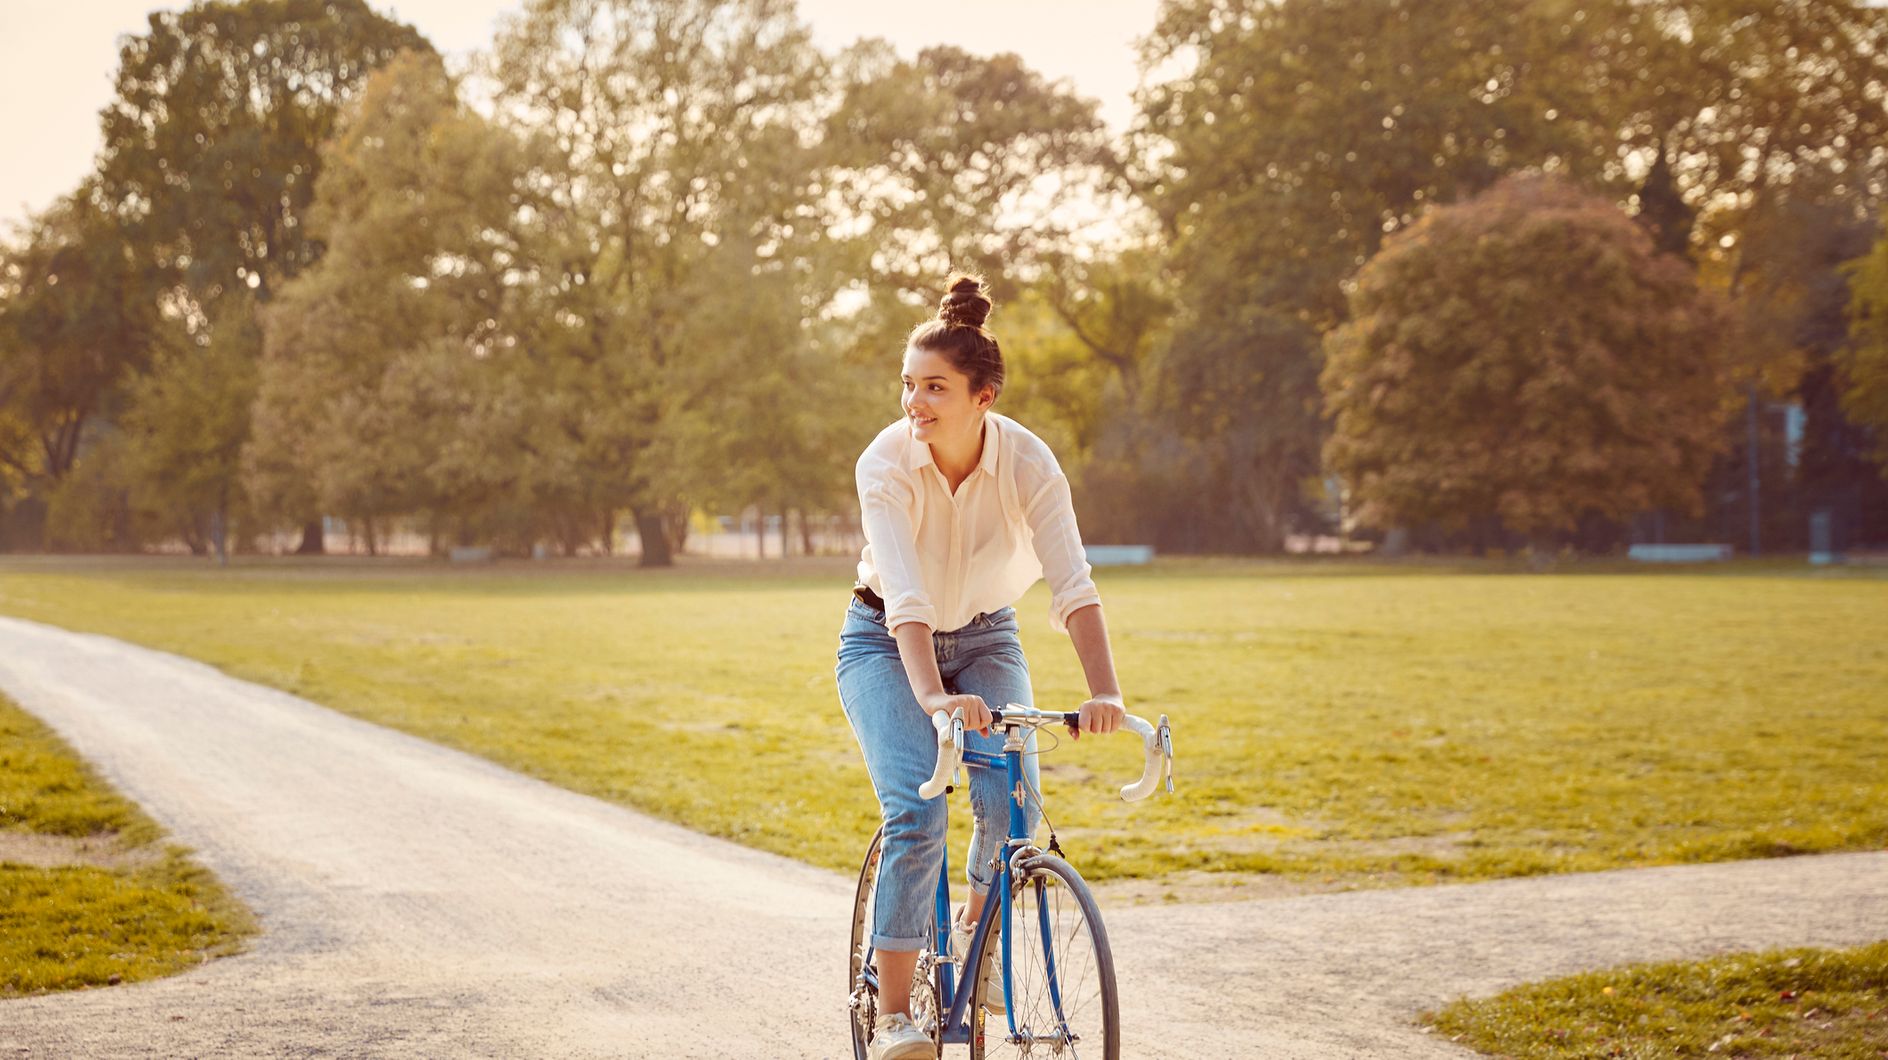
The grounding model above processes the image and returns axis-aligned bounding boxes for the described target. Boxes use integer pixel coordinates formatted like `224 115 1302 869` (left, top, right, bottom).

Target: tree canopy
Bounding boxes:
1322 175 1731 542
248 50 536 551
1116 0 1888 551
6 0 1888 557
0 189 156 489
97 0 432 308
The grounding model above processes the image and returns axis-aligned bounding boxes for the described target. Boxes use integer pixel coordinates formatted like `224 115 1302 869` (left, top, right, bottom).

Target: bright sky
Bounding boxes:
0 0 1162 234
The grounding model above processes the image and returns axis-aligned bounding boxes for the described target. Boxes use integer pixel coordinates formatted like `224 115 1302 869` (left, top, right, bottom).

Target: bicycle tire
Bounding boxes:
848 828 884 1060
848 826 944 1060
968 854 1119 1060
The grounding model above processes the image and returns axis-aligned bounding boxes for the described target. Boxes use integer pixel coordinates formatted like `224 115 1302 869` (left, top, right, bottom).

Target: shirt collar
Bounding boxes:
905 414 1001 476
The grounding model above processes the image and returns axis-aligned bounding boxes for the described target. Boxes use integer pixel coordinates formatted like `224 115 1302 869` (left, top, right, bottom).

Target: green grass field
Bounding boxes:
1426 940 1888 1058
0 693 252 996
0 555 1883 894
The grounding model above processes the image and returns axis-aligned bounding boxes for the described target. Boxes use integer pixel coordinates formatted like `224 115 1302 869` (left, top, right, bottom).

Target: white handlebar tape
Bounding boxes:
1118 715 1165 802
917 711 961 800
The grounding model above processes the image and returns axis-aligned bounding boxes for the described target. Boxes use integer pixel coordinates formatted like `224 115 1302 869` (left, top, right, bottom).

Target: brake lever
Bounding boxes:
1158 714 1174 794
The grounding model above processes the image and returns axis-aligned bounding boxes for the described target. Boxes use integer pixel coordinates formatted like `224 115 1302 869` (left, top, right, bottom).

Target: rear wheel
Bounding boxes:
969 855 1118 1059
848 829 883 1060
848 828 942 1059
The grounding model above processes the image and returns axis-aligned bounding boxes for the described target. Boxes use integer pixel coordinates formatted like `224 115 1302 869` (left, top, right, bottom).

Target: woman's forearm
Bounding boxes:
892 621 948 710
1064 603 1122 701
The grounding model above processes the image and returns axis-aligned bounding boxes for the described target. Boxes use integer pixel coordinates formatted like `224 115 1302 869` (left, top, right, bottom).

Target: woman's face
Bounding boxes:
901 346 992 446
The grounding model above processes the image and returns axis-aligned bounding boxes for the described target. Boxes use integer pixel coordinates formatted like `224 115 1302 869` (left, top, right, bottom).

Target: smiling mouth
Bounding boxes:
911 415 936 426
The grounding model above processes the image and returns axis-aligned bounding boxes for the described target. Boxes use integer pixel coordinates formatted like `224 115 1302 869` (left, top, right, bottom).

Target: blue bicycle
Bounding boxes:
848 705 1174 1058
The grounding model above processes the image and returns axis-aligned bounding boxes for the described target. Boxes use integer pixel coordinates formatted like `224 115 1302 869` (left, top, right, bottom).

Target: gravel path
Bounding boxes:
1 614 1883 1058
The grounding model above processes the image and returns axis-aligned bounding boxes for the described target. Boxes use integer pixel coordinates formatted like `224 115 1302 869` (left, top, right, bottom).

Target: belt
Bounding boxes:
852 583 886 612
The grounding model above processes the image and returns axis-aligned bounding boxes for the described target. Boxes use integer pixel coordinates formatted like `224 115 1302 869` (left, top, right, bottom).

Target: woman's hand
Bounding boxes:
1070 693 1126 740
923 692 993 737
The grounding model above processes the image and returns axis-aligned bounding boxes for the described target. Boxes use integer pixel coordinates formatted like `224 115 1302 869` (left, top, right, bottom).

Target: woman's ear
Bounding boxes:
976 385 996 410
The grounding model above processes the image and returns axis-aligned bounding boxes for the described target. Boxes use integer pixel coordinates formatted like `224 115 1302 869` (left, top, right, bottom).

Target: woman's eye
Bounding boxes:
929 384 943 392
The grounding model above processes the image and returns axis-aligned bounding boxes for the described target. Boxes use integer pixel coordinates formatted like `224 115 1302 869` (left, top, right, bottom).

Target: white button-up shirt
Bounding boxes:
856 412 1101 634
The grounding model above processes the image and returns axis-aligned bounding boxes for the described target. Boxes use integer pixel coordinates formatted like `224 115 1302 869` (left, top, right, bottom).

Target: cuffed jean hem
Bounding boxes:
869 932 930 953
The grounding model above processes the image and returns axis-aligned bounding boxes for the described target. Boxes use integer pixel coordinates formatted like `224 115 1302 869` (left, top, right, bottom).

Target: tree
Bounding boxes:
252 50 536 552
1695 182 1888 549
1135 0 1620 550
1037 244 1171 415
1321 175 1731 548
487 0 829 564
813 41 1129 551
1140 0 1616 325
1840 225 1888 480
40 428 138 552
96 0 432 552
820 40 1122 389
122 303 260 559
825 42 1117 296
97 0 432 307
1630 2 1888 552
1617 0 1888 260
0 188 157 547
1132 0 1888 552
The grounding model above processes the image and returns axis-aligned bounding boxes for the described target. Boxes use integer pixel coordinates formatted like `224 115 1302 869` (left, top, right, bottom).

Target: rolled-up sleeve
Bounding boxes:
857 457 937 632
1022 462 1101 634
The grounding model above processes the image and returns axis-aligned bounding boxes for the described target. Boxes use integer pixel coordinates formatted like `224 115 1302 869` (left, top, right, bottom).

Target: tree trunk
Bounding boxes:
600 509 615 556
108 488 136 552
0 497 49 552
1746 383 1762 557
633 506 673 567
1634 137 1696 260
779 508 790 558
799 508 816 556
1526 533 1557 572
665 504 691 556
296 519 324 555
1381 527 1410 557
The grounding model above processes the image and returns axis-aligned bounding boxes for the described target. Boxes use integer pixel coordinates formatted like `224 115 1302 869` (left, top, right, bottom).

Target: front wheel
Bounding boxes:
969 854 1119 1059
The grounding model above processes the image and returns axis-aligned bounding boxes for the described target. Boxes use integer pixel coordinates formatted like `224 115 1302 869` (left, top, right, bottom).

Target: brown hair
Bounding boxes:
908 273 1004 401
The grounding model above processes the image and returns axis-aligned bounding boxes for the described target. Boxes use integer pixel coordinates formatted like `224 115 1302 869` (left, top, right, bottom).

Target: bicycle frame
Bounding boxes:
935 731 1024 1047
860 726 1032 1048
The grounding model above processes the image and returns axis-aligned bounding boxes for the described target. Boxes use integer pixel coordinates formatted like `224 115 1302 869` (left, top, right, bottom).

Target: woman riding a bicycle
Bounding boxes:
836 273 1129 1060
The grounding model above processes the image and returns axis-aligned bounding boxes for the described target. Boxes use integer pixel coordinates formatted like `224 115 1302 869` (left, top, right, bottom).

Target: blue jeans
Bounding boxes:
836 596 1043 952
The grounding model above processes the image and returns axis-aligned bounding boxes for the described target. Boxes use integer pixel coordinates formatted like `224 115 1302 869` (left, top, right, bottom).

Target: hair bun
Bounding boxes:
937 273 992 329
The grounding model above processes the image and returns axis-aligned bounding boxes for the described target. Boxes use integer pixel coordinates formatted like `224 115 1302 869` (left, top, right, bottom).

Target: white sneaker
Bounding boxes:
870 1011 934 1060
952 907 1005 1015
